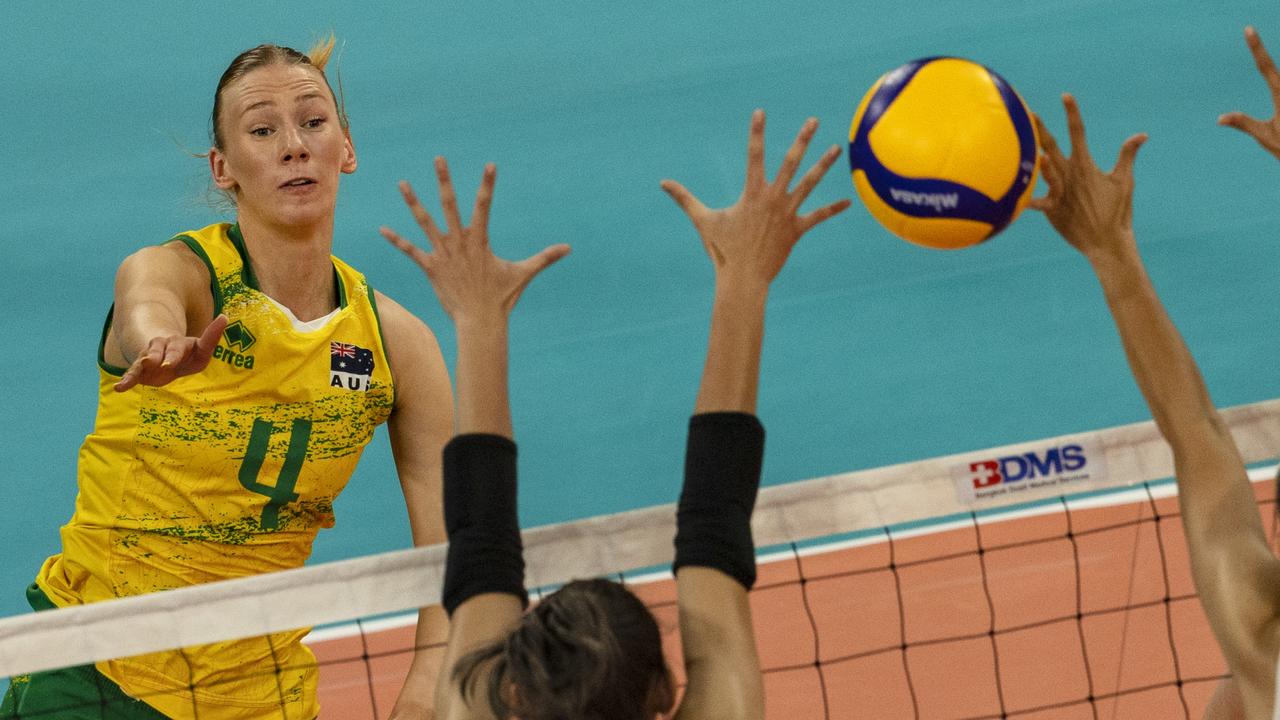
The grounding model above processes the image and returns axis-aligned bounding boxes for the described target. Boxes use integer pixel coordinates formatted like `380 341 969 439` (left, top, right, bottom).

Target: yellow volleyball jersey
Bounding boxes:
35 222 396 719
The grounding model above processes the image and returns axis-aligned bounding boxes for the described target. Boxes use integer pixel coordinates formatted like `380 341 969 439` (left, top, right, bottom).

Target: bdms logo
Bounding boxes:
968 445 1087 489
952 438 1106 504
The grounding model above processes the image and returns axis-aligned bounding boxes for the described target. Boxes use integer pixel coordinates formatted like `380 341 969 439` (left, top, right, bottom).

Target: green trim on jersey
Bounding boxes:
173 233 223 318
24 583 55 611
227 224 348 309
0 585 172 720
225 224 260 292
97 306 128 376
334 267 348 308
364 284 396 408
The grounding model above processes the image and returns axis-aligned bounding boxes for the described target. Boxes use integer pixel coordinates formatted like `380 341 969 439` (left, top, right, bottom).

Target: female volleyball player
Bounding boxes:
1031 28 1280 717
381 110 849 720
0 41 453 720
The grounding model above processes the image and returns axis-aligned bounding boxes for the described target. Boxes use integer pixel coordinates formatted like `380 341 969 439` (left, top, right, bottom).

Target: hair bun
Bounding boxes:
454 579 673 720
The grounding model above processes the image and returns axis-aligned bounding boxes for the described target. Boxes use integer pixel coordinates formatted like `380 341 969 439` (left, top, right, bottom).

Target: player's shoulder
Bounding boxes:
371 290 424 331
120 223 229 266
370 290 442 358
117 235 210 284
368 291 451 406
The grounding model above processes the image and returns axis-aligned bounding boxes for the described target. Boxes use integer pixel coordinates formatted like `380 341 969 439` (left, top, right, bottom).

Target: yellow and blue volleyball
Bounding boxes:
848 57 1039 249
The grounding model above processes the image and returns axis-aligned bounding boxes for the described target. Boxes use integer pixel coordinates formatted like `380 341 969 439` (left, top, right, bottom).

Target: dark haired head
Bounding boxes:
454 578 675 720
209 37 346 151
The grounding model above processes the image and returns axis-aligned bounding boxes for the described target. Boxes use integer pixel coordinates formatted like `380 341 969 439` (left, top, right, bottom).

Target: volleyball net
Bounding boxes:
3 399 1280 719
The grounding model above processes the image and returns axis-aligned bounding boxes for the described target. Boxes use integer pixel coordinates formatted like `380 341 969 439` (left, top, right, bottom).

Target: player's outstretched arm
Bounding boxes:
382 158 569 720
1031 95 1280 716
374 290 456 720
109 242 227 392
662 110 849 720
1219 26 1280 161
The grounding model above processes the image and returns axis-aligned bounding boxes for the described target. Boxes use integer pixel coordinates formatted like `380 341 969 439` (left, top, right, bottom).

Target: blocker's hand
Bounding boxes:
381 158 570 325
1219 26 1280 161
1029 94 1147 262
660 110 850 289
114 314 229 392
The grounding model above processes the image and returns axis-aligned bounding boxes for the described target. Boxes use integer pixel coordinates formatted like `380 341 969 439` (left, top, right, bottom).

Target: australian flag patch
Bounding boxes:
330 341 375 392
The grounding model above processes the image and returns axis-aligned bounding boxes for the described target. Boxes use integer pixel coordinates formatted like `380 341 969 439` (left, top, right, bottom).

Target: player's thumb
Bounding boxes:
196 315 230 355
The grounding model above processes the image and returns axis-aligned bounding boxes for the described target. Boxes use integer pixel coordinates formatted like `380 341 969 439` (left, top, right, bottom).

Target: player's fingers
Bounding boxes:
470 163 496 243
775 117 819 189
134 338 165 369
435 156 465 235
745 109 766 189
1033 113 1066 164
518 243 572 281
1037 141 1060 178
115 342 162 391
1027 196 1053 213
1218 111 1271 140
791 144 843 205
1111 133 1148 180
115 363 144 392
162 338 193 369
380 226 434 271
798 198 852 233
660 179 709 220
194 315 229 357
398 181 442 246
114 358 145 392
1062 94 1094 165
1245 26 1280 111
1034 165 1064 204
1031 151 1065 211
510 244 571 306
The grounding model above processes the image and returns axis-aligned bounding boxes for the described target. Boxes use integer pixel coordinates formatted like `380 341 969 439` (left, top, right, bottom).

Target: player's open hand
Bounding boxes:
660 110 851 289
113 314 229 392
1029 95 1147 262
381 158 570 326
1219 26 1280 161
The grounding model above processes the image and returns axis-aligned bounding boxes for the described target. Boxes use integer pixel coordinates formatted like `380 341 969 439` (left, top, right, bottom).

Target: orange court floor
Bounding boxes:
309 478 1268 719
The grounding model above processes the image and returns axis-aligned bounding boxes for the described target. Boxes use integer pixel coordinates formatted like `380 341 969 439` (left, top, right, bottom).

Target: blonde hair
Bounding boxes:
209 34 347 151
306 34 337 72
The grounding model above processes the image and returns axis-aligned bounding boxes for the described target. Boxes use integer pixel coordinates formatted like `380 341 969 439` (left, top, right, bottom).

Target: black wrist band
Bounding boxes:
673 412 765 590
441 433 528 616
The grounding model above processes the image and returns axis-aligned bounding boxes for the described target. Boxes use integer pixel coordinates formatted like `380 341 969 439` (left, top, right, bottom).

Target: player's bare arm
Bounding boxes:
383 158 568 720
376 291 456 720
661 110 849 720
106 241 226 391
1032 94 1280 718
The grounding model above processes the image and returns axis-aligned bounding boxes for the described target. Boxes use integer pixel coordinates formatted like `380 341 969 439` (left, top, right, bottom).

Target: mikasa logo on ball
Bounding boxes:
888 187 959 213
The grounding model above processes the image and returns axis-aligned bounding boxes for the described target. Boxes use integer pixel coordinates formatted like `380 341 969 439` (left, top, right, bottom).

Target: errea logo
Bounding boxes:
213 320 256 369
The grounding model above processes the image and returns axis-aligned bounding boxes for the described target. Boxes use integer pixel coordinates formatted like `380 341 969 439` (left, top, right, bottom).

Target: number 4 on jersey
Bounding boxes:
238 418 312 530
